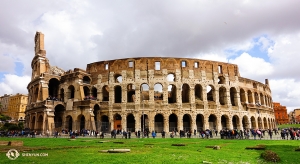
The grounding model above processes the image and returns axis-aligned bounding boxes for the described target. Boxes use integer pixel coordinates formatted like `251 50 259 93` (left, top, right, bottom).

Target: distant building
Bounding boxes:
273 102 289 124
0 94 11 114
5 93 28 121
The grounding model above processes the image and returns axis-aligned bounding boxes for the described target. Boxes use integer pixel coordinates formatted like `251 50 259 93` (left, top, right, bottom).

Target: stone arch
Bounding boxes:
31 116 36 130
167 73 175 82
258 117 262 129
168 84 177 103
154 114 164 132
127 84 135 102
83 86 90 97
247 90 253 104
218 76 225 84
254 92 259 104
182 83 190 103
141 83 149 101
183 114 191 131
240 88 246 103
154 83 163 101
141 114 149 132
91 87 97 99
242 115 250 130
219 86 227 105
66 115 73 132
263 117 268 129
59 88 64 101
169 113 178 132
93 104 100 130
101 115 109 132
232 115 240 129
195 84 203 101
54 104 65 130
37 115 43 131
114 74 122 83
48 78 60 98
208 114 217 130
102 85 109 101
221 115 229 129
68 85 75 99
260 93 265 105
78 115 85 130
230 87 238 106
114 85 122 103
127 114 135 132
196 114 204 131
207 85 215 102
34 87 39 102
251 116 256 129
83 76 91 84
114 113 122 130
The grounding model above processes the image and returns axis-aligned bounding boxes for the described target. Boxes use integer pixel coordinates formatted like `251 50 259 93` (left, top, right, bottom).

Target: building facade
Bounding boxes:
6 93 28 121
273 102 289 125
25 32 276 135
0 94 11 114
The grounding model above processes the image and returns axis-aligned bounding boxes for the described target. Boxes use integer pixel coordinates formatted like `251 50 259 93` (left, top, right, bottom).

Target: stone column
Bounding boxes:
164 116 169 132
121 113 127 131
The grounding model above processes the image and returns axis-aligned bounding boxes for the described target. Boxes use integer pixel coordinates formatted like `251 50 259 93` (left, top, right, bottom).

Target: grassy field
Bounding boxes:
0 137 299 164
277 124 300 129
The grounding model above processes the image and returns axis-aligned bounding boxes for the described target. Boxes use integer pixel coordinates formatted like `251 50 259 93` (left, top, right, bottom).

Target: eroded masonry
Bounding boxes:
25 32 276 134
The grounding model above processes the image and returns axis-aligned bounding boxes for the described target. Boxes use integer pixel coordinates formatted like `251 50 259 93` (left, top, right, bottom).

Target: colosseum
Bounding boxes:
25 32 276 135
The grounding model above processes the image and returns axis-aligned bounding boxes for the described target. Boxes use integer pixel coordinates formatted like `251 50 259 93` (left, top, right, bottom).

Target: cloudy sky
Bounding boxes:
1 0 300 112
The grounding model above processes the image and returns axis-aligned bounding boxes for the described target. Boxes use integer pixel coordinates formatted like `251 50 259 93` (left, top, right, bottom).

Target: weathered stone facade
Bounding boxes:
273 102 289 124
25 32 276 135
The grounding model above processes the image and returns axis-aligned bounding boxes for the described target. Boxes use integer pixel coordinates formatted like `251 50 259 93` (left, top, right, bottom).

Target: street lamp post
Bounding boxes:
141 87 145 138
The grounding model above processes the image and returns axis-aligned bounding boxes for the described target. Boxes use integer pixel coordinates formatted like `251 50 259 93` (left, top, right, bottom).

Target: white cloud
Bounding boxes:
229 53 273 82
0 74 30 95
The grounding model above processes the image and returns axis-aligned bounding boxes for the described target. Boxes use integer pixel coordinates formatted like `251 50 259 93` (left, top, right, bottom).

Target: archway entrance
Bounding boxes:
127 114 135 132
208 114 217 130
196 114 204 131
221 115 229 130
114 114 122 130
154 114 164 132
140 114 149 133
169 114 177 132
183 114 191 131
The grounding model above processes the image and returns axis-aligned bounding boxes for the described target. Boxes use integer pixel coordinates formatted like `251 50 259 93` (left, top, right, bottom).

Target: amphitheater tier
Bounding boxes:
25 32 276 135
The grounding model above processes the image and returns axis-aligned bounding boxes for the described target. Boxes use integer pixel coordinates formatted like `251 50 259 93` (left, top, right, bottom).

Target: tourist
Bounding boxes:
152 131 156 138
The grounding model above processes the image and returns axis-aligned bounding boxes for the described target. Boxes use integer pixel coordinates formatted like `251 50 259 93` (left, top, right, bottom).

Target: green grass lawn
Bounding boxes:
277 124 300 129
0 137 299 164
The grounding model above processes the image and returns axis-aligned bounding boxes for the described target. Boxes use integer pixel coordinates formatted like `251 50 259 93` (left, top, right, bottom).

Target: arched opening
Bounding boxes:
79 115 85 130
221 115 229 130
83 76 91 84
114 85 122 103
102 85 109 101
207 85 215 101
93 104 100 130
83 86 90 98
247 90 253 104
114 114 122 130
101 115 109 132
219 87 227 105
31 116 36 130
127 84 136 102
91 87 97 99
195 84 203 101
218 76 225 84
60 88 64 101
251 116 256 129
154 83 163 101
140 114 149 132
54 104 65 131
258 117 262 129
232 115 239 129
196 114 204 131
168 84 176 103
141 84 149 101
37 115 43 132
263 117 268 129
260 93 265 105
183 114 191 131
66 115 73 132
208 114 217 130
182 84 190 103
114 74 122 83
169 114 178 132
127 114 135 132
48 78 60 99
154 114 164 132
242 116 249 130
230 87 237 106
167 73 175 82
240 89 246 103
68 85 75 99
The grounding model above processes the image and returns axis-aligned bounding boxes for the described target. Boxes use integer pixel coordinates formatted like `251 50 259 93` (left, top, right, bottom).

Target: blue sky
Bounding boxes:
1 0 300 112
